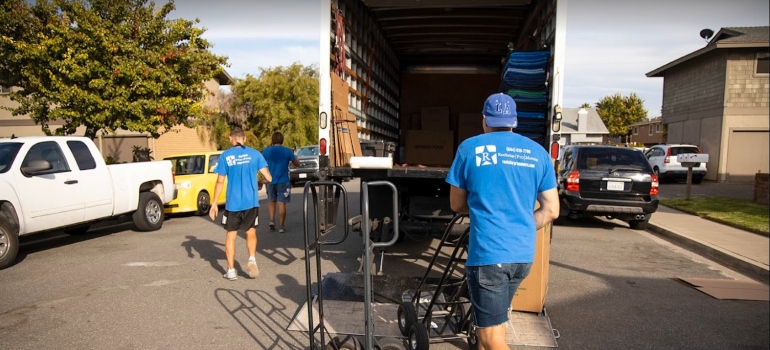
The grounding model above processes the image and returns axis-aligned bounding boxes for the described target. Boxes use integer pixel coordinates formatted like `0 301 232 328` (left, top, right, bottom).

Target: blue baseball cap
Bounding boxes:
483 93 517 128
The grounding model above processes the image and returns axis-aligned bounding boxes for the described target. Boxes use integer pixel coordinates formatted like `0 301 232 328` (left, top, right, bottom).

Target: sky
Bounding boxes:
169 0 769 118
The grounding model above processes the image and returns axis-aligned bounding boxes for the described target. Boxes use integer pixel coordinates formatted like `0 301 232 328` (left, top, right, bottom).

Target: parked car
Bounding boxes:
289 145 319 186
163 151 226 216
644 144 707 184
0 136 176 269
556 145 659 230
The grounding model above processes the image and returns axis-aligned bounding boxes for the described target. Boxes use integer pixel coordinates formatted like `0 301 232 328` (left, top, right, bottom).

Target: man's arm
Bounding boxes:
291 158 300 167
449 185 469 214
259 167 272 184
534 187 559 229
209 175 226 220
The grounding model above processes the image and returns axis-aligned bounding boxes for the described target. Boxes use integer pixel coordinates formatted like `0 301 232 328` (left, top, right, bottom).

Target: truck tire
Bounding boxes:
195 191 210 216
133 192 164 231
0 220 19 269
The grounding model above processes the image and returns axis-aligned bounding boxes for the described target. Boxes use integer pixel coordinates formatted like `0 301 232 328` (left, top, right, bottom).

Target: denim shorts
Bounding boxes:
466 263 532 328
266 182 292 203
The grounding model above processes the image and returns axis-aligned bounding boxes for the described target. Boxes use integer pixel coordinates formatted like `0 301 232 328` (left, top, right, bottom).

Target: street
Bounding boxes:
0 179 767 350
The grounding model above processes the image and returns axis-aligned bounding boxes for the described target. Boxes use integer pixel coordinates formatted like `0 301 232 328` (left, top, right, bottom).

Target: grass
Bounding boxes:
660 196 769 236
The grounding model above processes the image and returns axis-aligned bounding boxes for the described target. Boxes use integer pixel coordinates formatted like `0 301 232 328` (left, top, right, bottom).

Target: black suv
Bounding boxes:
556 145 659 230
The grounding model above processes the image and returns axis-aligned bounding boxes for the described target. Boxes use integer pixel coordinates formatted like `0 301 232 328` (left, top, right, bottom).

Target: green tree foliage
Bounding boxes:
0 0 228 138
232 63 319 150
595 93 648 136
580 102 592 108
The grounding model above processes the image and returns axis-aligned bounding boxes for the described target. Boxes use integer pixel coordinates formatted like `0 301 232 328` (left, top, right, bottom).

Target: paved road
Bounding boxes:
1 180 767 350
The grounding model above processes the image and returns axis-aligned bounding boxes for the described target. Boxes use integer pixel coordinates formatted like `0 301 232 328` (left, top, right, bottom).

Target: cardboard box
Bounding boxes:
420 106 450 130
331 73 349 113
456 112 484 144
404 130 454 166
510 220 551 313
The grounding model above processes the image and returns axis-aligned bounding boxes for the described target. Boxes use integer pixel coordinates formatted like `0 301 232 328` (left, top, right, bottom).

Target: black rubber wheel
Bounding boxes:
133 192 164 231
325 335 362 350
63 225 91 235
629 218 649 230
0 220 19 269
195 191 210 216
375 337 405 350
407 323 429 350
398 301 418 337
692 176 703 184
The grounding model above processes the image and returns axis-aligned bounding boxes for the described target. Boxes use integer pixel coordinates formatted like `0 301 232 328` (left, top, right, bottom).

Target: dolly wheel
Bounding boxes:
325 335 362 350
398 301 418 337
407 323 429 350
375 337 405 350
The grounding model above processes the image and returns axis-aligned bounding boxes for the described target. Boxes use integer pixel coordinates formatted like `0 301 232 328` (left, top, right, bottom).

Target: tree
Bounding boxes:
0 0 228 139
580 102 592 108
595 93 648 137
232 63 319 150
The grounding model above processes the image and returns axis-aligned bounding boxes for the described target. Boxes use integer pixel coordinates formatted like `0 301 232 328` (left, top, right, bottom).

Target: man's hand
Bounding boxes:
209 204 218 221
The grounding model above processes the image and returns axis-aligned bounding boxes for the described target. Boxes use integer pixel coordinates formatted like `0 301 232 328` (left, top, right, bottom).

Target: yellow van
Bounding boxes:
163 151 226 215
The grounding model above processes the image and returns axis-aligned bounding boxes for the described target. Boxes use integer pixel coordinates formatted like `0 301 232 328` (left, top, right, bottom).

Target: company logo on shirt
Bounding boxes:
226 154 251 166
475 145 497 166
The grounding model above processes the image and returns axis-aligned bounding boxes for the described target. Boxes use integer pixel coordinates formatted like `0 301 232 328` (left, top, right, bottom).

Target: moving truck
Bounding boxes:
316 0 566 240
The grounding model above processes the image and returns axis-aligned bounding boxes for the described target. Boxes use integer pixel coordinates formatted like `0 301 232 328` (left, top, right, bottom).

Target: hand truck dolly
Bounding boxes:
302 180 404 350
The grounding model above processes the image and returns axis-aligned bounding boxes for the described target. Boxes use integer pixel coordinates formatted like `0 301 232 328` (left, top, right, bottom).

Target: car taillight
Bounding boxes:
650 173 659 196
664 147 671 163
566 170 580 191
320 138 327 155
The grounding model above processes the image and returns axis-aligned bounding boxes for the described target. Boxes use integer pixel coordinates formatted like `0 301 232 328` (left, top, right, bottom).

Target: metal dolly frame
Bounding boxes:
397 214 479 350
302 180 403 350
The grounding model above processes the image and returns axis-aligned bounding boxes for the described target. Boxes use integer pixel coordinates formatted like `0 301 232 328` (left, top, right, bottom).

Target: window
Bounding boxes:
208 154 219 172
21 141 70 174
633 127 638 135
67 141 97 170
0 85 11 94
648 125 654 136
757 53 769 75
656 123 661 132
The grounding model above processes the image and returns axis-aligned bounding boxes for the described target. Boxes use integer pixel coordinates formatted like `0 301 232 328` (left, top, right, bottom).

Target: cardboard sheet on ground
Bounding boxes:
676 277 769 301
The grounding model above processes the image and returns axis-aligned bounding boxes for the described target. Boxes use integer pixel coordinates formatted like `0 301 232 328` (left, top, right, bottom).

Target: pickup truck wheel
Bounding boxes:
195 191 210 216
629 219 649 230
133 192 164 231
0 220 19 269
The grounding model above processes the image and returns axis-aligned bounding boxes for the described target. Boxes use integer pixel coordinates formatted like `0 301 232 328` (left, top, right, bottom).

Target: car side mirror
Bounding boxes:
21 160 52 177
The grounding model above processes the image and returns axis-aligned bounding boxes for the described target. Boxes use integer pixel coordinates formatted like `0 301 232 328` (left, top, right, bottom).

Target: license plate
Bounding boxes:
299 173 307 179
607 181 625 191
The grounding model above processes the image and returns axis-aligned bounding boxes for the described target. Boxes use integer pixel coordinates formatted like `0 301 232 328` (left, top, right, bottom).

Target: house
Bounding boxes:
628 117 665 147
558 107 610 145
0 70 233 162
647 26 769 182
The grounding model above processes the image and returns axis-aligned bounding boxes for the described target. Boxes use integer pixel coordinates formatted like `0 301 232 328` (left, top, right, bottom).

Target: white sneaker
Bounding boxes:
223 268 237 281
269 221 276 231
279 227 286 234
247 258 259 278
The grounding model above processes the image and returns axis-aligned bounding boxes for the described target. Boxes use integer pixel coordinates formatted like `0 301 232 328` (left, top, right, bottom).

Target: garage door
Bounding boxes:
726 130 769 182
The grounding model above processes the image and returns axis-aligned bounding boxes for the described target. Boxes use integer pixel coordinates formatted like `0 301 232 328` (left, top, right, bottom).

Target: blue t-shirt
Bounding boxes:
445 131 557 266
262 145 296 184
214 145 268 212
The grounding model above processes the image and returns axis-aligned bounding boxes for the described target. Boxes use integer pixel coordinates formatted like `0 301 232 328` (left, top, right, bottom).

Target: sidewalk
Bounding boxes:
647 205 769 285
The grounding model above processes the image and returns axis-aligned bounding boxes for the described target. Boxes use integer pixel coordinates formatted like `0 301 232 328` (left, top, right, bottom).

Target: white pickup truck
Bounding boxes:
0 136 176 269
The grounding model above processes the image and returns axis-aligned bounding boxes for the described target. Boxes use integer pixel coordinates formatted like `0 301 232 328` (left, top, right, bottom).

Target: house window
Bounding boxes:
649 125 654 136
0 85 11 94
633 127 638 135
758 53 769 75
656 123 661 132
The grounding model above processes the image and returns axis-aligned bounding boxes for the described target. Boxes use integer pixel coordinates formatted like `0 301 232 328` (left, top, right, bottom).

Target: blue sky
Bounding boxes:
170 0 769 118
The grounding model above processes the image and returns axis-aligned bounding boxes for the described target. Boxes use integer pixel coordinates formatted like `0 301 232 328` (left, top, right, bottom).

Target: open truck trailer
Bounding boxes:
316 0 566 239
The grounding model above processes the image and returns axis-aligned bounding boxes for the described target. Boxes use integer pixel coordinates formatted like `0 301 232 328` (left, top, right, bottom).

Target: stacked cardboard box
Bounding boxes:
456 112 484 145
510 203 552 313
403 106 454 166
331 73 362 167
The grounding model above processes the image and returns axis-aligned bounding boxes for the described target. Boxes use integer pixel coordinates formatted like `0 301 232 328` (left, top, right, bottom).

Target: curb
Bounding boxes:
646 223 770 285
